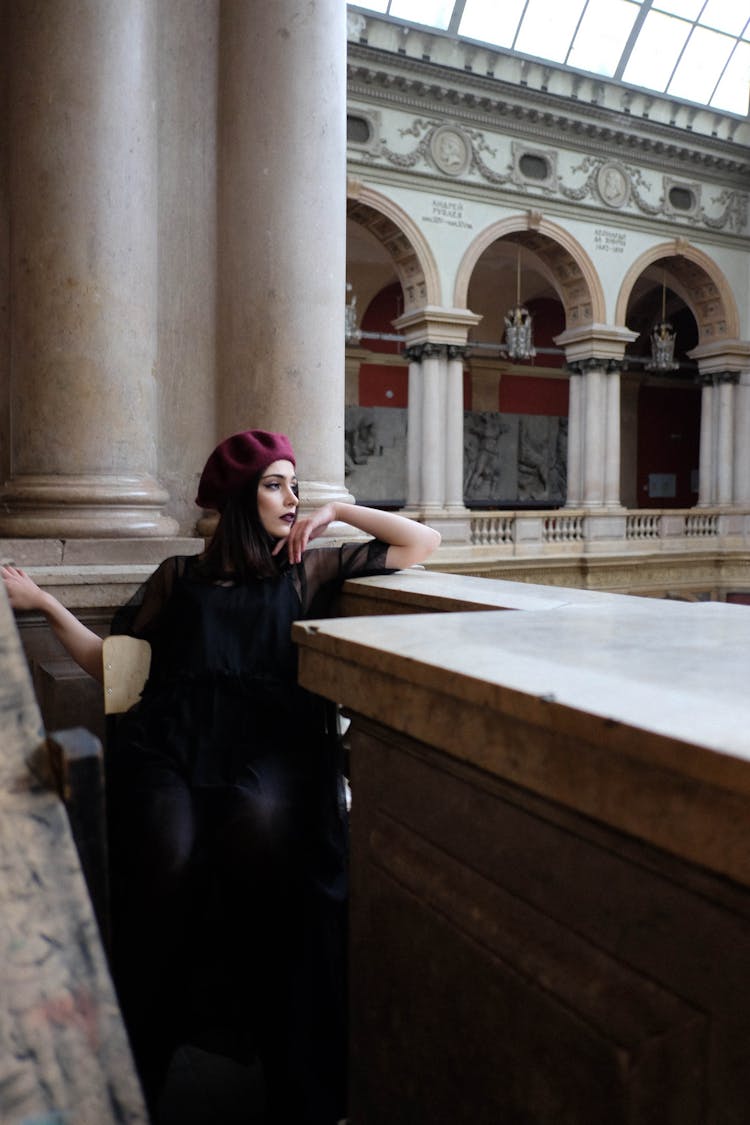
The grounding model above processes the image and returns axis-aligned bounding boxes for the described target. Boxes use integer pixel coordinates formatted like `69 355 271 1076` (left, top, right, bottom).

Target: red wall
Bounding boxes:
358 365 471 408
636 384 700 509
498 374 569 415
359 364 408 407
360 281 403 354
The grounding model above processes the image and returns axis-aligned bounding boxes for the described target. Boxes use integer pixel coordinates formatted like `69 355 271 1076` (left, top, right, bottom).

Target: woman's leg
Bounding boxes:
107 758 198 1106
205 770 348 1125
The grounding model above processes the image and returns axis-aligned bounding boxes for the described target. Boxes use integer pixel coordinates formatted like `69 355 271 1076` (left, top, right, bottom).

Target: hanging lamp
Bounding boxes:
646 272 678 372
500 241 536 361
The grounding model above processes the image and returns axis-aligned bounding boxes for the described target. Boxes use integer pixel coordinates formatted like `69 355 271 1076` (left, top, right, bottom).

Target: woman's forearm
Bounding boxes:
2 566 104 682
332 502 441 569
38 591 104 681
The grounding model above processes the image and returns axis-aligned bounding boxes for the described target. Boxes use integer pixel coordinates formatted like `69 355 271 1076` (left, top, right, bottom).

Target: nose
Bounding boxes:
286 485 299 506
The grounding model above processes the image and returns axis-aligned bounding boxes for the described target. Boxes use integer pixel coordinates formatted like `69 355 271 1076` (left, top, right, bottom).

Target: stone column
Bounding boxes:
716 374 736 507
445 347 468 512
393 307 481 514
217 0 351 507
581 362 606 508
405 349 423 510
697 376 715 507
565 370 583 507
603 363 622 509
420 346 447 513
734 373 750 506
1 0 177 537
555 326 636 512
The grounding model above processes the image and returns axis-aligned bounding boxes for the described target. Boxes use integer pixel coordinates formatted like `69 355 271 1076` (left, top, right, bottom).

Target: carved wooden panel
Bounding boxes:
349 719 750 1124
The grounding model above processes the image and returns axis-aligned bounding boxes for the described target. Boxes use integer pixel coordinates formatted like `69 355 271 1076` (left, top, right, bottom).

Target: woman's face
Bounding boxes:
257 459 299 539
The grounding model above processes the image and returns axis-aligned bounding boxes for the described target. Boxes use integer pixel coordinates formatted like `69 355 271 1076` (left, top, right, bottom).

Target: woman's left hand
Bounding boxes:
275 502 337 564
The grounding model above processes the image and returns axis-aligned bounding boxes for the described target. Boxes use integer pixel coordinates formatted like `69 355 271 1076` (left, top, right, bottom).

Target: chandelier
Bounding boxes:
345 282 361 346
501 242 536 361
646 273 678 373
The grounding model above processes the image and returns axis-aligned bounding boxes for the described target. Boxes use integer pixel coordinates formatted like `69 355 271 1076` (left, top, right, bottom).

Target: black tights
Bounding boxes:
107 758 346 1123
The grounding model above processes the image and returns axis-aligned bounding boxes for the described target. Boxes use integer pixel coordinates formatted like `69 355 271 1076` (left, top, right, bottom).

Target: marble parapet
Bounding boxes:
339 567 625 615
295 596 750 885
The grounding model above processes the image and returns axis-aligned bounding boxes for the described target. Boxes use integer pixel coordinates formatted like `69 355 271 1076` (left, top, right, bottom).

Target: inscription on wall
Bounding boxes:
594 228 627 254
423 198 473 229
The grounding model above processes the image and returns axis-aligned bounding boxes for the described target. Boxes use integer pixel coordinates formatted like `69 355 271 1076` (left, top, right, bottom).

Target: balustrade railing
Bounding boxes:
464 506 737 554
685 512 719 537
470 514 513 546
626 513 661 539
543 514 584 543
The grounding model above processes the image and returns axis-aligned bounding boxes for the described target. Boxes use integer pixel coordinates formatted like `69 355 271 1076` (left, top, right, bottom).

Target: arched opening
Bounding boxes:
461 229 580 508
621 257 704 509
345 190 439 507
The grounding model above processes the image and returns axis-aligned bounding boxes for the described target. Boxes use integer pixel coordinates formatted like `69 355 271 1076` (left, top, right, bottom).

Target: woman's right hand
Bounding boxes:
1 566 47 612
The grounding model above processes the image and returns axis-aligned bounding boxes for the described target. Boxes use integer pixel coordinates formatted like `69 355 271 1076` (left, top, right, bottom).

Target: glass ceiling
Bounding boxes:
350 0 750 116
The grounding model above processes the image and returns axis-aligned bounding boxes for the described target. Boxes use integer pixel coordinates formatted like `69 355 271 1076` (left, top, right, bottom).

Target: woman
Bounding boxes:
1 429 440 1124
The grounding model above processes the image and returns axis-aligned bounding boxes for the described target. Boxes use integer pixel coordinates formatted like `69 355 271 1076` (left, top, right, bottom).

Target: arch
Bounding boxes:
346 180 441 309
453 213 606 328
615 240 740 343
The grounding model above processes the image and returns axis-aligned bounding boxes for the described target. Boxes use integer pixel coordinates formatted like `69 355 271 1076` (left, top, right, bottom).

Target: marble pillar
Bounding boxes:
217 0 351 507
565 371 583 507
697 377 715 507
420 347 446 513
445 348 467 512
603 366 622 508
734 373 750 506
582 364 606 508
2 0 177 537
406 354 423 509
716 375 736 506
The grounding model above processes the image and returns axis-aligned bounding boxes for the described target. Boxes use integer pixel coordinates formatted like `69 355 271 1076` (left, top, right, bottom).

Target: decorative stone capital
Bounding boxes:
393 305 482 350
687 338 750 377
565 357 621 375
555 323 639 366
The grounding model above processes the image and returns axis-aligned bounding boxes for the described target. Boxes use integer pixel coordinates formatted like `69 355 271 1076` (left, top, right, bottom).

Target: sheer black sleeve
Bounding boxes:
109 556 186 638
297 538 397 619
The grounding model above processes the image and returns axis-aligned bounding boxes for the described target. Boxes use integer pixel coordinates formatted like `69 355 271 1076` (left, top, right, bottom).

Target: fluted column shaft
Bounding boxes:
420 349 446 512
716 375 736 506
406 358 423 509
2 0 176 536
697 379 715 507
565 372 583 507
217 0 350 505
604 367 622 508
445 348 468 511
734 373 750 505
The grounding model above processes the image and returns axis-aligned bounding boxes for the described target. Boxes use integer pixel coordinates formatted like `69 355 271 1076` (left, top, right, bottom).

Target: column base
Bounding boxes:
0 474 179 538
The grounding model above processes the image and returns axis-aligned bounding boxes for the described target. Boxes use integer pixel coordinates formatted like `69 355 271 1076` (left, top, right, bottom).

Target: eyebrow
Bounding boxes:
262 472 298 481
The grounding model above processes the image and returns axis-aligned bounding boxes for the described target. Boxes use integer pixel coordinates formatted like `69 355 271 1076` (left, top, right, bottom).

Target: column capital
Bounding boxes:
565 357 621 376
404 342 446 363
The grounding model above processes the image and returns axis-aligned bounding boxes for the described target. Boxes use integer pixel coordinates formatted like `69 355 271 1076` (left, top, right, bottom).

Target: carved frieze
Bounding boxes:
350 111 749 235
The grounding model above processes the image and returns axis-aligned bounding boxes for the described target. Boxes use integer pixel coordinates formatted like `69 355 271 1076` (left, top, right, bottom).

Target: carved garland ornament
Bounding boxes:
358 118 748 234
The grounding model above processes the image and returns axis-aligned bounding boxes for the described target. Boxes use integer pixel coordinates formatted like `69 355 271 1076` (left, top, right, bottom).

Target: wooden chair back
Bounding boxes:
102 635 152 715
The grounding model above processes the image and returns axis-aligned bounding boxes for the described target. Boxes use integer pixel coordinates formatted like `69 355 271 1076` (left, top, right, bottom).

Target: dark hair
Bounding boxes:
197 474 288 580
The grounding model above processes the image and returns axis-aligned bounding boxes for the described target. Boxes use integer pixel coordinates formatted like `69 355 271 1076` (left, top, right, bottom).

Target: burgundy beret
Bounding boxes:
195 429 296 511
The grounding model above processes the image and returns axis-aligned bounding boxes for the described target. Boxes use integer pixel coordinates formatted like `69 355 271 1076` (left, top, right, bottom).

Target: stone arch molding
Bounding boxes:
346 180 441 309
454 213 606 329
615 240 740 344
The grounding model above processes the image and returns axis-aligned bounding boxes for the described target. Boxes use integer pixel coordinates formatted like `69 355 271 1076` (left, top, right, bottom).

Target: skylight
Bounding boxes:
350 0 750 116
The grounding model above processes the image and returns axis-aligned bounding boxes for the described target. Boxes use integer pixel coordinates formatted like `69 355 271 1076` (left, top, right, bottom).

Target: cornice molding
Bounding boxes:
347 46 750 182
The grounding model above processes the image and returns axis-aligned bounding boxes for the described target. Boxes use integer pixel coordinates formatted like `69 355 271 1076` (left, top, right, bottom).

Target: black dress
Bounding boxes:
107 538 393 1123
